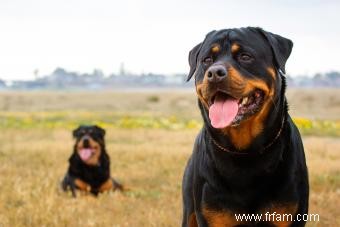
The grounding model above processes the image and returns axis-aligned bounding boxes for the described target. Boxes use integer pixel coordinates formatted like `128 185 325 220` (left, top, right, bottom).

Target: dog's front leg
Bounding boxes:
61 173 77 197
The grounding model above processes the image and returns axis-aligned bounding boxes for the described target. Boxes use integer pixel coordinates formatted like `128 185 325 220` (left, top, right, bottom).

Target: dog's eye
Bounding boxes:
203 57 213 65
238 53 253 63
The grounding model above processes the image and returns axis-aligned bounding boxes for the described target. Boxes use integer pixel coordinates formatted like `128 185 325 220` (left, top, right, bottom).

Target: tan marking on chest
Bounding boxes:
261 203 298 227
202 207 248 227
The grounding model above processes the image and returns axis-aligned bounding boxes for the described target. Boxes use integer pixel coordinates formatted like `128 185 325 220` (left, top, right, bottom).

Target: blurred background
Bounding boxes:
0 0 339 226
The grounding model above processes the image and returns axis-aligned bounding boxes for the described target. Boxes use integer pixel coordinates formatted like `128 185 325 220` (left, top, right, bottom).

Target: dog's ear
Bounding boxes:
72 126 82 138
186 30 216 82
187 42 203 82
94 125 106 138
257 28 293 74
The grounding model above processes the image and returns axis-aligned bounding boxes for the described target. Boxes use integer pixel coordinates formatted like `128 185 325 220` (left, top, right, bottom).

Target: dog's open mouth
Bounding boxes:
79 148 94 161
208 89 265 128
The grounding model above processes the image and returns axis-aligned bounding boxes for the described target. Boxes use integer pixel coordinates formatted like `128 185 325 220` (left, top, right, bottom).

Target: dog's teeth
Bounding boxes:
242 97 248 105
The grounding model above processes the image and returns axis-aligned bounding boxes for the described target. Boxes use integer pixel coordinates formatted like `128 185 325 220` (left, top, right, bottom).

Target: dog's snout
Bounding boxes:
206 65 227 83
83 137 90 148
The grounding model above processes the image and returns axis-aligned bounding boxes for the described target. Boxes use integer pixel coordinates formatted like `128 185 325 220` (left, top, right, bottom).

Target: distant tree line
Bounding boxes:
286 71 340 87
1 67 340 90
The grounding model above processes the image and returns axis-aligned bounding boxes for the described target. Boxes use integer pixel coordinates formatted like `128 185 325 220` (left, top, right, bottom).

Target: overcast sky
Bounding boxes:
1 0 339 80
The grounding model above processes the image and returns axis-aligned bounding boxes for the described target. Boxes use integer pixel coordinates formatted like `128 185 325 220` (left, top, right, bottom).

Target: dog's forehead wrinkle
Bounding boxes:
205 28 270 57
229 28 263 44
202 30 230 50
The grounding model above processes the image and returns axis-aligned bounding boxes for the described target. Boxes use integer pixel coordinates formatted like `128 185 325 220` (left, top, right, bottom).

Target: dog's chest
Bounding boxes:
202 203 298 227
200 184 298 227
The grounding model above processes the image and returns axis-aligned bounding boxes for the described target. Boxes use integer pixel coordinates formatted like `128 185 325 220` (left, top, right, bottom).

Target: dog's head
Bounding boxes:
187 27 292 149
72 125 106 166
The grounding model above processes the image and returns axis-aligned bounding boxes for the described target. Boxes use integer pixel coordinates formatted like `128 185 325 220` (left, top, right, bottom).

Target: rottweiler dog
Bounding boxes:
61 125 123 197
182 27 309 227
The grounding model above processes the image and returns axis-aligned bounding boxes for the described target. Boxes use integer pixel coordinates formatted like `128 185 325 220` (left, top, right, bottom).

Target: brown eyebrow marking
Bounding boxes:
231 43 240 53
211 44 221 53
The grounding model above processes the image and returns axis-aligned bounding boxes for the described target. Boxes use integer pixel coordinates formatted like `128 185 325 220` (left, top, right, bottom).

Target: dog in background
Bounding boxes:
62 125 123 197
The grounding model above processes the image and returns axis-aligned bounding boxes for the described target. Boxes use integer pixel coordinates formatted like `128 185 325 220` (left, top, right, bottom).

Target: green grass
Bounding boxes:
1 111 339 136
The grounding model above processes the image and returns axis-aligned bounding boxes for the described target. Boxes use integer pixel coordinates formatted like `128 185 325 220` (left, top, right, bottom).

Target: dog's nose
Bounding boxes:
206 65 227 83
83 138 90 148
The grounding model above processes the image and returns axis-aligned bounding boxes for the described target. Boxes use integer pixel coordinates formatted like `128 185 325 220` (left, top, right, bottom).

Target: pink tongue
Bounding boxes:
79 149 93 161
209 98 239 128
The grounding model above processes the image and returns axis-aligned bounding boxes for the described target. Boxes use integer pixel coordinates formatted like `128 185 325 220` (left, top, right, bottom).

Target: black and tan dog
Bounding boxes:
61 125 123 197
182 27 309 227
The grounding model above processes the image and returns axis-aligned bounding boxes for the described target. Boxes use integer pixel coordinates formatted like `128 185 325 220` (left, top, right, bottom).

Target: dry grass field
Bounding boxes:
0 88 339 227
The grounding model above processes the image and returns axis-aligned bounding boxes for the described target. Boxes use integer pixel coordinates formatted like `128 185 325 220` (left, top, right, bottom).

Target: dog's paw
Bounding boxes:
61 173 77 197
